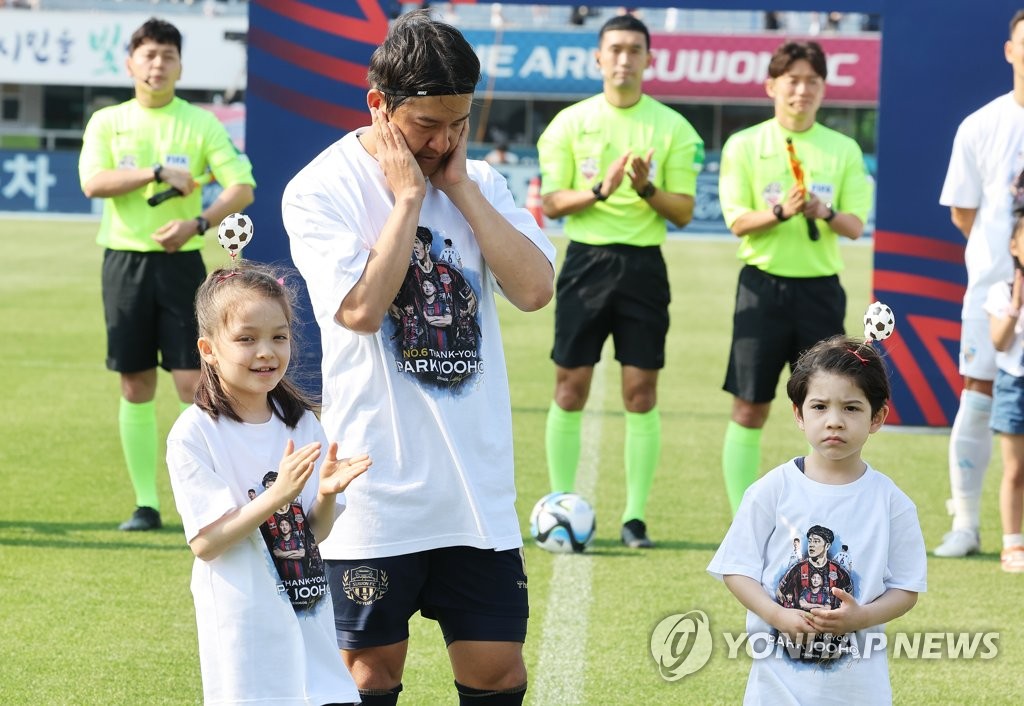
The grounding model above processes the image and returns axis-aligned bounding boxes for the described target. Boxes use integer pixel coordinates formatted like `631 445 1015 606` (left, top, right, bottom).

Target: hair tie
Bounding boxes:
276 277 285 286
848 348 870 366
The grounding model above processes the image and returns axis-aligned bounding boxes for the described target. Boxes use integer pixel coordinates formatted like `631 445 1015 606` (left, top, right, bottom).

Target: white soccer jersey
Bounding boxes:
940 92 1024 319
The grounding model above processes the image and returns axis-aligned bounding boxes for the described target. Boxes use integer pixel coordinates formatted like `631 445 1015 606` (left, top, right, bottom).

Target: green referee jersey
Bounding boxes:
538 93 704 247
718 119 872 278
79 97 256 252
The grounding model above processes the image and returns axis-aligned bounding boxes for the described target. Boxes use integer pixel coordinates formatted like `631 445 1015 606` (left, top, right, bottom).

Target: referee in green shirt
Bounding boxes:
718 41 872 513
79 19 255 531
538 15 704 548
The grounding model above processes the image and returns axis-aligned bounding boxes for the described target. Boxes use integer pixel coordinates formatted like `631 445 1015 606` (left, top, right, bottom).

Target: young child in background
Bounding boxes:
166 265 371 705
708 335 927 704
984 215 1024 573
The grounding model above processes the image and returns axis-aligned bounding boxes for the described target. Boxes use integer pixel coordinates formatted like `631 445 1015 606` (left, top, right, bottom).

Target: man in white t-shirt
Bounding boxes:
937 9 1024 558
282 10 554 706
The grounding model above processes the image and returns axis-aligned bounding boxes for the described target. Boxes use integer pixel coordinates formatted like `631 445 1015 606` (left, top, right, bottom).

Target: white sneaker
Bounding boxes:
933 529 980 557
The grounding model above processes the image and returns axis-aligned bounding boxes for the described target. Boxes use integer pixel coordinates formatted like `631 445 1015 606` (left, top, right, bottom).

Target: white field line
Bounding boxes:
531 357 606 705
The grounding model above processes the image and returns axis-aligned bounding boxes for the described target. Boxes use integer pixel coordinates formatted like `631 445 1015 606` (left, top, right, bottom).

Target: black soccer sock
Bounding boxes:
357 683 403 706
454 681 527 706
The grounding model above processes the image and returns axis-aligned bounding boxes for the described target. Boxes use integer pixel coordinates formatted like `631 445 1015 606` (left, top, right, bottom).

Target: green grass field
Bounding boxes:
1 218 1019 704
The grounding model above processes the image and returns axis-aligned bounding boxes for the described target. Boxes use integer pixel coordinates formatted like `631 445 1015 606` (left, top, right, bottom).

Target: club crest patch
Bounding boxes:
343 566 390 605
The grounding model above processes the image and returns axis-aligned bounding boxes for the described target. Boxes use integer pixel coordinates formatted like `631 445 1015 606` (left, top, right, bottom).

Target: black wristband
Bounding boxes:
153 164 163 183
637 183 656 199
592 182 608 201
824 203 837 222
195 216 210 234
773 203 790 222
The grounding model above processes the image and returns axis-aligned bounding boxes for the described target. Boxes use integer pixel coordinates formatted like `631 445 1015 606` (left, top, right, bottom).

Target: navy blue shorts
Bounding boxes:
723 265 846 403
101 249 204 373
326 546 529 650
551 241 670 370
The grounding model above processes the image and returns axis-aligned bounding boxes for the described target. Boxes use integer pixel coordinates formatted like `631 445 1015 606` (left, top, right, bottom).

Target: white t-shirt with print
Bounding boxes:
283 129 556 560
166 406 359 706
940 92 1024 320
984 279 1024 377
707 459 928 706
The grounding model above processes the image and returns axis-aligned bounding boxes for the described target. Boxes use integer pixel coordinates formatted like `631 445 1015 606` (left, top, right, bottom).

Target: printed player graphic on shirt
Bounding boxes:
774 523 855 664
254 471 328 611
386 225 482 391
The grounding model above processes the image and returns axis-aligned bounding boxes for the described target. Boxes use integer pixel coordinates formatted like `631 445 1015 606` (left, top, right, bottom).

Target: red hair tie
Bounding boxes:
848 348 869 366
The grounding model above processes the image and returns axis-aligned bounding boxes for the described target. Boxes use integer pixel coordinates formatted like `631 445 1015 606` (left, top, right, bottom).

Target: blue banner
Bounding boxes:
0 149 92 214
462 29 879 103
465 29 603 98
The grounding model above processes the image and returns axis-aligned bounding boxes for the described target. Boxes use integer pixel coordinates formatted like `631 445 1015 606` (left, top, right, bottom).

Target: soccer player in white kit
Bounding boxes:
936 9 1024 557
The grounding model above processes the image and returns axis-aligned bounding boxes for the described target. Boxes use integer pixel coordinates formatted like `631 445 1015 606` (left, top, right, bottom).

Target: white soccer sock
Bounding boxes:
948 389 993 532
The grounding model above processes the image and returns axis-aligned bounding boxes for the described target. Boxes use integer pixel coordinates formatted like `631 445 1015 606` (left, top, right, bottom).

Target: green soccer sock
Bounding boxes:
119 398 160 510
623 408 661 523
722 421 762 515
545 401 582 493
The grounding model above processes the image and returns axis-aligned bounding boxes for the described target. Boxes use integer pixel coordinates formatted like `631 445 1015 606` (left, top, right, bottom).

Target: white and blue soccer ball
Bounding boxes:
863 300 896 341
217 212 253 255
529 492 596 554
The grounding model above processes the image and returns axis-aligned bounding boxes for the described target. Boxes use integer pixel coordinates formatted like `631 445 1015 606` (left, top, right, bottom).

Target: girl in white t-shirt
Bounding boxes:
166 264 371 705
708 336 926 704
984 215 1024 573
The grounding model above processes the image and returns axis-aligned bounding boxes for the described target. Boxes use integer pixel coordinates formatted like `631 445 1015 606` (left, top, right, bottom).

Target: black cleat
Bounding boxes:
621 519 654 548
119 506 162 531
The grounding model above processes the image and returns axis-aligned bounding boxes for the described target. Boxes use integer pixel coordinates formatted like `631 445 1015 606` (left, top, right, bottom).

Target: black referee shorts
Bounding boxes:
101 249 205 373
723 265 846 403
551 241 670 370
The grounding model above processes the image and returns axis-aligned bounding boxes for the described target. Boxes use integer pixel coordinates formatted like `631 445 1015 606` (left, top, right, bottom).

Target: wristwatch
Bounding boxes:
195 216 210 234
153 164 163 183
772 203 790 221
824 202 837 222
637 183 656 199
592 182 608 201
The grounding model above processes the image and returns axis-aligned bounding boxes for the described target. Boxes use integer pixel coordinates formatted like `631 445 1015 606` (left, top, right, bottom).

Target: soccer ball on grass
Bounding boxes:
529 492 596 554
